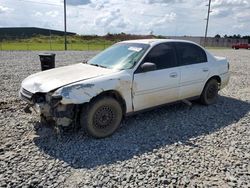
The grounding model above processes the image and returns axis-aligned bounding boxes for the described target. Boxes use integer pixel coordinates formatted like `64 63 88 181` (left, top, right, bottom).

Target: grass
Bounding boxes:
0 35 116 51
205 46 231 50
0 42 114 51
0 42 232 51
0 35 232 51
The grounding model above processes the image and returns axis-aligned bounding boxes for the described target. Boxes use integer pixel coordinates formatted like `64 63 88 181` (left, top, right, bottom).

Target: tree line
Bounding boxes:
214 34 250 43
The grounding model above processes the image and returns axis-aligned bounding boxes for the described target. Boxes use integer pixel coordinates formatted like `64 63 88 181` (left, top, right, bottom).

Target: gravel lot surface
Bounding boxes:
0 49 249 187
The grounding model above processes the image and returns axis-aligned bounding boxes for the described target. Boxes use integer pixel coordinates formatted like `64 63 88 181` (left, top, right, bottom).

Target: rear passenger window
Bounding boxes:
175 42 207 66
143 43 177 70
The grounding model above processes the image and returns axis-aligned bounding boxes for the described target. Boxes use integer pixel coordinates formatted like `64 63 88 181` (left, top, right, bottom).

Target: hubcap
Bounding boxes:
93 105 115 129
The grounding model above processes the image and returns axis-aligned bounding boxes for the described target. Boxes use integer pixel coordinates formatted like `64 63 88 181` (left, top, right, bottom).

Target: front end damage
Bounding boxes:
20 88 78 128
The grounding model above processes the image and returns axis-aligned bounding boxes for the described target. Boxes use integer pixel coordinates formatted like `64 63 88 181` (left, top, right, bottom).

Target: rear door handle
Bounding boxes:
202 68 209 72
170 72 178 78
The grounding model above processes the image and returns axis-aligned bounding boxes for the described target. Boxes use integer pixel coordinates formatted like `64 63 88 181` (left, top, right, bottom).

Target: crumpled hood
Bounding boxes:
21 63 116 93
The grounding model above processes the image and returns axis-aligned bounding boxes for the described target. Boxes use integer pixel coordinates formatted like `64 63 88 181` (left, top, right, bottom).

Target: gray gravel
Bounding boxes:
0 49 249 187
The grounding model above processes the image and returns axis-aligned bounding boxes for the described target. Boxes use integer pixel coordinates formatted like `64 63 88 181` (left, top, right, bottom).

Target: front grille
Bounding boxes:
20 88 33 103
20 92 32 102
22 88 33 98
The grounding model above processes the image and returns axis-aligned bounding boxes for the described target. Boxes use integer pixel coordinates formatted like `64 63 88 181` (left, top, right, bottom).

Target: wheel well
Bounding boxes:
208 75 221 84
205 75 221 89
90 90 127 115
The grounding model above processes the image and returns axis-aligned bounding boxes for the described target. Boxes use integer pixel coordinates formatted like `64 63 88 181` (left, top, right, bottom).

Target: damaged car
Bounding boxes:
19 39 230 138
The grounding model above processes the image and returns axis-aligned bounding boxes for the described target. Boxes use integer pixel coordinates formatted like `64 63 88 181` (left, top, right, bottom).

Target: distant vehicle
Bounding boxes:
232 43 250 50
20 39 230 138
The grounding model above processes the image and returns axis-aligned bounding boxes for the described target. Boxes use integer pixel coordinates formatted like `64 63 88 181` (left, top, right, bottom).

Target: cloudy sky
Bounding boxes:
0 0 249 36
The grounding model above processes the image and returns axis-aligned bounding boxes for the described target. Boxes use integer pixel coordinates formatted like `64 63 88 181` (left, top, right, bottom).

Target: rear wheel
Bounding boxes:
80 97 123 138
200 79 219 105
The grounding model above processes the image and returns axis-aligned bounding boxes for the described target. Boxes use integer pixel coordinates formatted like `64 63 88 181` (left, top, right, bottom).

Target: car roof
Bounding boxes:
119 39 199 46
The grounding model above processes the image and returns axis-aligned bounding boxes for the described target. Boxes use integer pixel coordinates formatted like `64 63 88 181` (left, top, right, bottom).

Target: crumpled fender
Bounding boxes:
53 72 133 112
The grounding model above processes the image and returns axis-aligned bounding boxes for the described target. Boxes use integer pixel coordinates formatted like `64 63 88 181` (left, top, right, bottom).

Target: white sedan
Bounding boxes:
20 39 230 138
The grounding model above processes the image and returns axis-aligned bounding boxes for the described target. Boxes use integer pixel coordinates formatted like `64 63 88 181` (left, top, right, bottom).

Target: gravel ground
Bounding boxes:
0 49 249 187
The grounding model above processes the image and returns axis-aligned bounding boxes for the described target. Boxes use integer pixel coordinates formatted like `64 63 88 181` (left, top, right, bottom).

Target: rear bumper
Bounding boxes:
220 72 230 89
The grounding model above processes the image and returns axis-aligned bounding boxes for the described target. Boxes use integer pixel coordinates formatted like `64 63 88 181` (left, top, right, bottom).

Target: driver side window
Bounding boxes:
143 43 177 70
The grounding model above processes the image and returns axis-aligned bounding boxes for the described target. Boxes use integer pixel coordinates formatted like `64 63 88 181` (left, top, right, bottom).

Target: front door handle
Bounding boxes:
202 68 209 72
170 72 178 78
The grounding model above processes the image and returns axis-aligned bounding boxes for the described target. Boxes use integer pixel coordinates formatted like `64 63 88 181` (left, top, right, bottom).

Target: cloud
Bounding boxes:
65 0 91 6
212 0 249 7
158 12 176 23
233 24 244 29
94 9 128 29
144 0 183 4
235 11 250 23
211 0 250 18
34 11 43 17
210 8 230 18
45 11 59 18
94 10 119 27
0 5 12 14
0 0 249 36
130 12 176 34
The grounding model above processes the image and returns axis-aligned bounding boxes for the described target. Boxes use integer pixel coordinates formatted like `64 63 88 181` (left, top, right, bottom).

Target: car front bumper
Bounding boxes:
19 87 34 104
19 87 76 128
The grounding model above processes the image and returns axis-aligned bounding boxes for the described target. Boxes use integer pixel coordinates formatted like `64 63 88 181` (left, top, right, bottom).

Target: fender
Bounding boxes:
53 73 134 113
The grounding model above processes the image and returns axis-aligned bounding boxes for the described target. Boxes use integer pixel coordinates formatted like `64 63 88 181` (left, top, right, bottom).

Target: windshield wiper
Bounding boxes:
89 63 107 68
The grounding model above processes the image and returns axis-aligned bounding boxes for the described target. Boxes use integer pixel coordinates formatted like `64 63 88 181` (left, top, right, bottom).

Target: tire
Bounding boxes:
200 79 219 105
80 97 123 138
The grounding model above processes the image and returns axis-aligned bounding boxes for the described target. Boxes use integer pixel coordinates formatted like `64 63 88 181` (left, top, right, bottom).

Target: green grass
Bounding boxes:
0 35 116 51
0 35 232 51
0 42 115 51
205 46 231 50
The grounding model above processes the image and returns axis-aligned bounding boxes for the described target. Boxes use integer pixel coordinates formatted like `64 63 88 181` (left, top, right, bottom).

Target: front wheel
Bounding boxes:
80 97 123 138
200 79 219 105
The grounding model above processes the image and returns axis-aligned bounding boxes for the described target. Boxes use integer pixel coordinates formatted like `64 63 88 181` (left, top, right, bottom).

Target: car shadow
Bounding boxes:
33 96 250 169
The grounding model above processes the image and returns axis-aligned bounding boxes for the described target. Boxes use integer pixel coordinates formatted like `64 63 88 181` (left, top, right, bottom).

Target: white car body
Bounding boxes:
20 39 230 128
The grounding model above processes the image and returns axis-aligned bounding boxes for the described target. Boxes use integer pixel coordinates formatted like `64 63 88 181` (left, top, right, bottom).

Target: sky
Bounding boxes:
0 0 249 36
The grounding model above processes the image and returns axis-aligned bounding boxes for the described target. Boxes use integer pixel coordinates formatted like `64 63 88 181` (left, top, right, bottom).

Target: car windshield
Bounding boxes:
87 43 150 70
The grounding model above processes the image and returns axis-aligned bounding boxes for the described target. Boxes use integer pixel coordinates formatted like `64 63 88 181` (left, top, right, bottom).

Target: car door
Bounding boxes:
132 43 180 111
175 42 209 99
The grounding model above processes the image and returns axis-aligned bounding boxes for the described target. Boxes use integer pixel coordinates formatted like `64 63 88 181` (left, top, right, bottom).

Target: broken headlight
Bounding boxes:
50 95 63 106
33 93 46 103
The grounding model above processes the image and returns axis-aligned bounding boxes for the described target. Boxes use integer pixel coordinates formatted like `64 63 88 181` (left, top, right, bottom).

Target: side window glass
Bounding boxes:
143 43 177 70
176 43 207 66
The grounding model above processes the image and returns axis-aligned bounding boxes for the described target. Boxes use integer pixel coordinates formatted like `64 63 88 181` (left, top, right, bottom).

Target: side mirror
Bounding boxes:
140 62 157 72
